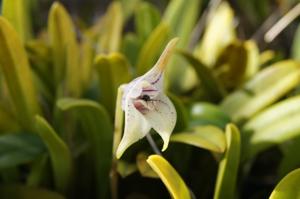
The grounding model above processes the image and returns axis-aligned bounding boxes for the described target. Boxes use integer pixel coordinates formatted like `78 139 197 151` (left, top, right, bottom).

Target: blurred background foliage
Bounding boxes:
0 0 299 199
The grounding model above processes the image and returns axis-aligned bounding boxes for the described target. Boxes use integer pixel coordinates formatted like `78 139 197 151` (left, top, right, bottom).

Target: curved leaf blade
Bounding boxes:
214 124 240 199
147 155 191 199
35 115 72 192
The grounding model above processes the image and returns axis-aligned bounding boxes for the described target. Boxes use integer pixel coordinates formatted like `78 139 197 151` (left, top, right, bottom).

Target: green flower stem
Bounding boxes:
110 85 125 199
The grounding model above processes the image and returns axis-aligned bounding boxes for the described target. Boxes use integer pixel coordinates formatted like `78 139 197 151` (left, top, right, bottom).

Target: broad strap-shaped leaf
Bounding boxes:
0 133 45 169
147 155 191 199
135 1 161 42
94 53 131 116
0 17 40 130
35 115 72 192
171 125 226 153
221 60 300 122
136 22 170 76
242 96 300 160
48 2 80 93
97 2 123 53
180 51 225 101
269 168 300 199
57 98 113 199
2 0 32 42
195 1 236 67
214 124 240 199
189 102 231 129
168 93 189 132
292 24 300 61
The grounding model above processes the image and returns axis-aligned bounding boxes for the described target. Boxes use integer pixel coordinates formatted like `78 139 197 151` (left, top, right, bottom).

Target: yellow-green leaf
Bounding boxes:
2 0 32 42
136 22 170 76
97 2 123 53
136 153 158 178
94 53 131 116
214 124 240 199
0 17 40 130
171 126 226 153
221 60 300 122
269 168 300 199
195 2 236 67
147 155 191 199
35 115 72 192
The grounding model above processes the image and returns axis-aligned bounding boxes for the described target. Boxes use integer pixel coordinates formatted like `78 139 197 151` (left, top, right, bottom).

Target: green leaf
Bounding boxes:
0 133 45 169
214 124 240 199
117 160 137 178
122 33 141 66
2 0 32 42
292 23 300 61
80 38 95 90
0 185 65 199
179 51 225 101
136 22 170 76
0 17 40 130
221 60 300 122
195 1 235 67
94 52 131 116
135 1 161 42
242 95 300 160
97 2 123 53
48 2 79 88
171 125 226 153
189 102 231 129
168 93 189 132
269 168 300 199
147 155 191 199
136 153 158 178
120 0 141 21
57 98 113 199
35 115 72 192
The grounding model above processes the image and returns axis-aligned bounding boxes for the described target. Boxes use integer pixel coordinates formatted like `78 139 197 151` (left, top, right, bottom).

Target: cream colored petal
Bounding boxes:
116 99 151 159
143 93 177 151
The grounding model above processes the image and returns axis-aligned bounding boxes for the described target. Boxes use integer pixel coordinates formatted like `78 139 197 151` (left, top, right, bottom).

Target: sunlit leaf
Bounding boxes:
97 2 123 53
136 22 170 76
0 17 40 130
221 60 300 122
35 115 72 192
0 133 45 169
2 0 32 42
189 102 231 129
147 155 191 199
57 98 113 199
171 125 226 153
136 153 158 178
0 185 65 199
94 53 131 116
242 95 300 160
214 124 240 199
180 51 225 101
195 1 236 67
269 168 300 199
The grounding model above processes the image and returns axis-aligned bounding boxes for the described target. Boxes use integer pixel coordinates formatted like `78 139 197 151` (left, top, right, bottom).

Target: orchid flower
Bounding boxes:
116 38 178 159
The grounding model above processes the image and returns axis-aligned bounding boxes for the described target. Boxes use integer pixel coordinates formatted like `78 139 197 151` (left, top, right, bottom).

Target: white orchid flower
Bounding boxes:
116 38 178 159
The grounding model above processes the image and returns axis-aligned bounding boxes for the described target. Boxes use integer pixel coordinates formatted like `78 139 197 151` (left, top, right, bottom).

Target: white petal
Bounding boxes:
116 99 151 159
142 93 177 151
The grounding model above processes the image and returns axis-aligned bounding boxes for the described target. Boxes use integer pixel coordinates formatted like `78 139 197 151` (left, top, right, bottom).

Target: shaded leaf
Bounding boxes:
0 133 45 169
136 153 158 178
292 24 300 61
57 98 113 199
168 93 189 132
0 185 65 199
214 124 240 199
35 115 72 192
171 125 226 153
117 160 137 178
0 17 40 130
147 155 191 199
269 168 300 199
94 53 131 116
180 51 225 101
